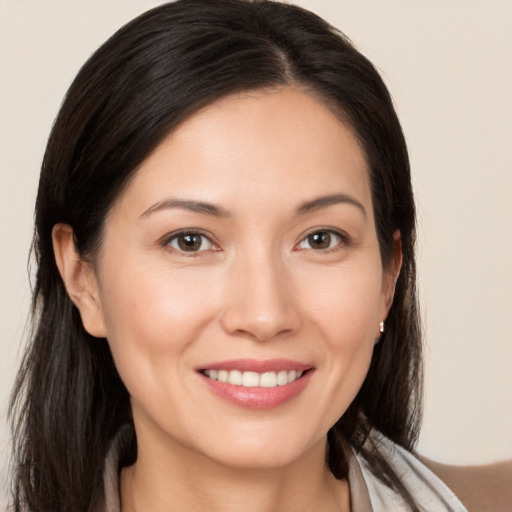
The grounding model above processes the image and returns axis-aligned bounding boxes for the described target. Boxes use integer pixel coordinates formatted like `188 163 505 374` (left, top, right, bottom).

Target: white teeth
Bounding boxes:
228 370 243 386
242 371 259 387
203 369 305 388
260 371 277 388
277 370 288 386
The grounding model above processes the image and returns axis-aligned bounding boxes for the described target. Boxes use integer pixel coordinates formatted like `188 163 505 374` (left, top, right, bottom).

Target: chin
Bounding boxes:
196 431 324 471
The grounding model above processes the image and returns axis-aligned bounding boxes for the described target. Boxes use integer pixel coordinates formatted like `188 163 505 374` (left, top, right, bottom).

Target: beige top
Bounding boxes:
97 428 467 512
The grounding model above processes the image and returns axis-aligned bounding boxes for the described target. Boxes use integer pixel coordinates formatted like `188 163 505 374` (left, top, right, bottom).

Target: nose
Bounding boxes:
220 250 302 342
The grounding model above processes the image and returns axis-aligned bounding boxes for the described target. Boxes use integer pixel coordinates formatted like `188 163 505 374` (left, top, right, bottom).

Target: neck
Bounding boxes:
120 432 350 512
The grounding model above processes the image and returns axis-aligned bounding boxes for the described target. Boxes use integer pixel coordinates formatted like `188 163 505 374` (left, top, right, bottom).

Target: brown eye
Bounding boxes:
168 232 213 252
307 231 331 249
297 230 343 251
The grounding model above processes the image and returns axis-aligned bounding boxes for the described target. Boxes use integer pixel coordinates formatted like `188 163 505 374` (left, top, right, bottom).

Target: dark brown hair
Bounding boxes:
10 1 422 510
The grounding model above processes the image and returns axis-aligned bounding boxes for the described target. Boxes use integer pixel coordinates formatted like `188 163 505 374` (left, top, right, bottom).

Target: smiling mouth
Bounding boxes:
198 361 314 408
201 369 307 388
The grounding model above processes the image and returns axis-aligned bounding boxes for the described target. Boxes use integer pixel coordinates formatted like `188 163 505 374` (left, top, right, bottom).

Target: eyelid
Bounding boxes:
160 229 220 255
294 227 349 252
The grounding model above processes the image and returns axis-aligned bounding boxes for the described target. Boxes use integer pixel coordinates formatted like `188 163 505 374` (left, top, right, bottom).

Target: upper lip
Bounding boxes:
197 358 313 373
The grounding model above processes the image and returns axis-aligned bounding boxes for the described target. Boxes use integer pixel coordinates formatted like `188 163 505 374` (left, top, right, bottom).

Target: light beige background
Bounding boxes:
1 0 511 481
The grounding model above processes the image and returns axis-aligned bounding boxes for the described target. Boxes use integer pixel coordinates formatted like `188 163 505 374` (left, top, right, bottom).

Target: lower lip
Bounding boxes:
200 371 313 409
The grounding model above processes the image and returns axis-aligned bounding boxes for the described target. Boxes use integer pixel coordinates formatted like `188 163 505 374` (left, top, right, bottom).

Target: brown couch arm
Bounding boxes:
420 456 512 512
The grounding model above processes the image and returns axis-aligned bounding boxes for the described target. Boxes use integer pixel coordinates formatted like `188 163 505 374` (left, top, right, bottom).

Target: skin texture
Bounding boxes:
53 87 401 512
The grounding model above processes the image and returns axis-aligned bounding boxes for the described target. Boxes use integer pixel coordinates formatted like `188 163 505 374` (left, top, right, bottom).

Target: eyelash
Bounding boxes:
295 228 349 253
161 230 219 257
162 228 349 256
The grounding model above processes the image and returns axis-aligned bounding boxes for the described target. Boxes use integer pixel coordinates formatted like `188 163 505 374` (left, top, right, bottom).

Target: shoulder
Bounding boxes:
421 456 512 512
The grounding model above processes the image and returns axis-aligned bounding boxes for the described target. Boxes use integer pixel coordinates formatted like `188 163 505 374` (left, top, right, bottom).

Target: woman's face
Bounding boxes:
89 87 397 469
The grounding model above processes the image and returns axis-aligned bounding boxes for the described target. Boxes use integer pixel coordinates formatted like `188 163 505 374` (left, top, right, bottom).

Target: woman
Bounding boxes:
7 1 507 511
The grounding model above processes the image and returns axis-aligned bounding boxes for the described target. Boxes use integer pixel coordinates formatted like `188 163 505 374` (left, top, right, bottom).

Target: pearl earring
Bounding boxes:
379 321 385 333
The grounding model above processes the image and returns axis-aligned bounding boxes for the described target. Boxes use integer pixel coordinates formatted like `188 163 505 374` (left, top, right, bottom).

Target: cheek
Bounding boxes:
296 261 383 416
96 265 220 421
324 279 381 383
100 258 216 342
96 255 224 397
300 259 384 342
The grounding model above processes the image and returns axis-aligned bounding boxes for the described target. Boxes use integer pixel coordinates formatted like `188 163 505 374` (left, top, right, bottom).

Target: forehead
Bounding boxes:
113 86 372 219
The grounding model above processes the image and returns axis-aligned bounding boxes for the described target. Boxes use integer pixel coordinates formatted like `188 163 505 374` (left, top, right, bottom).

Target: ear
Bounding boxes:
381 230 403 317
52 223 107 338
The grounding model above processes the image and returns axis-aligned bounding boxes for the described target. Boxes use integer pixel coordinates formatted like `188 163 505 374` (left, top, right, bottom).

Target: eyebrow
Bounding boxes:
139 193 366 220
296 194 367 218
139 198 231 219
